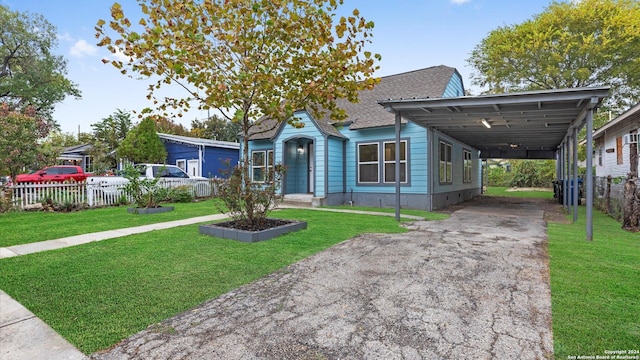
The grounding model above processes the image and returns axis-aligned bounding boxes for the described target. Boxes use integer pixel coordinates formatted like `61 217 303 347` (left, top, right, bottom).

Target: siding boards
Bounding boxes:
595 121 640 178
340 122 428 194
327 137 344 194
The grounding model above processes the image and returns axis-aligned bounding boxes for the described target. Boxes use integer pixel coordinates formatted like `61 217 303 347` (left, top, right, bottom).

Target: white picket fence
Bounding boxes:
7 178 218 210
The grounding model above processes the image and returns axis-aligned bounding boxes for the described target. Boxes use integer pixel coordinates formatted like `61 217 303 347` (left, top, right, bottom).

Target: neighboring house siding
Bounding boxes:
164 141 198 169
595 122 639 178
203 146 239 178
163 141 239 178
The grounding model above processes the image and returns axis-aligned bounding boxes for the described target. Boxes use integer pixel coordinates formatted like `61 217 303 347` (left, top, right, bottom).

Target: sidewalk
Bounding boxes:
0 207 424 359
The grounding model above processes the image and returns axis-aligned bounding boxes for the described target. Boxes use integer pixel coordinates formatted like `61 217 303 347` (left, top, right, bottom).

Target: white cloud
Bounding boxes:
450 0 471 4
110 47 133 63
70 39 98 58
58 32 75 42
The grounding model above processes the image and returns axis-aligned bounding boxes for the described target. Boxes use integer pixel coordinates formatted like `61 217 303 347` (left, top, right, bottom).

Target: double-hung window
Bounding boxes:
358 140 408 184
463 149 472 183
383 141 407 183
358 143 379 183
439 141 452 184
252 150 274 182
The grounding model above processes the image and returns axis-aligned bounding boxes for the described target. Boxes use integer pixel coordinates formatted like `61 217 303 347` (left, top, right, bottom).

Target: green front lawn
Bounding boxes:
0 200 222 247
548 208 640 358
0 209 407 354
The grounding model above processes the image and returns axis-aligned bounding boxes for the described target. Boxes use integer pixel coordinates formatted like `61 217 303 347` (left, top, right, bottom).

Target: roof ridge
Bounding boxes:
377 65 453 80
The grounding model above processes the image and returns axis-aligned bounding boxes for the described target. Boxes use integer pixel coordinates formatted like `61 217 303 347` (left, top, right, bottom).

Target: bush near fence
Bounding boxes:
5 178 218 211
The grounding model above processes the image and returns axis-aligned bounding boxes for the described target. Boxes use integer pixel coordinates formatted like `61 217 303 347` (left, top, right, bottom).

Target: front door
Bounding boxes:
308 143 314 194
187 159 199 177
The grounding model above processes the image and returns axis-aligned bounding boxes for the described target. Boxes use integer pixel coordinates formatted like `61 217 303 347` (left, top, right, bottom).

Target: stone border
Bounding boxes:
127 206 175 215
199 220 307 242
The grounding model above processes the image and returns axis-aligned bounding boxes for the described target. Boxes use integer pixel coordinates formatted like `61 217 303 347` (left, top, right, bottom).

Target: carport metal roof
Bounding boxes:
378 87 611 159
378 86 610 241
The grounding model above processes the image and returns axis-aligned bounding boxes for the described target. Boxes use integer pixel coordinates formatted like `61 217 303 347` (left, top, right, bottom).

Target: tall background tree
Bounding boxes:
190 114 241 142
0 5 80 124
89 109 135 172
117 117 167 164
0 104 52 181
468 0 640 127
96 0 380 226
91 109 134 152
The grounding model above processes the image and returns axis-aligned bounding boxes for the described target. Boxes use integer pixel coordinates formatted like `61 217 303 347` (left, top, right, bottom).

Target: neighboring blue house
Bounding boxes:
245 65 482 210
158 133 240 178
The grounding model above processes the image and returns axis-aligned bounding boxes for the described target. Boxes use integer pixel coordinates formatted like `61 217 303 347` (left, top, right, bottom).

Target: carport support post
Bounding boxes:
586 107 595 241
395 112 401 222
573 127 579 222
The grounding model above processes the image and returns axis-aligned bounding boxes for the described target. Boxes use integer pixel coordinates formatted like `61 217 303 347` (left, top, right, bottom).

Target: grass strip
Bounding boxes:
548 208 640 358
320 205 449 221
0 200 221 247
0 209 407 354
485 186 554 199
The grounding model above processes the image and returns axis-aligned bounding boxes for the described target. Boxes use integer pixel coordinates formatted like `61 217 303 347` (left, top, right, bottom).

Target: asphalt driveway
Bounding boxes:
92 197 554 359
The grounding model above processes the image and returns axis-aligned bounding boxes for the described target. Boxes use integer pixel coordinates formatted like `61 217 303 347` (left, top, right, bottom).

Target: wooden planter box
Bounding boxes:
127 206 175 214
199 219 307 242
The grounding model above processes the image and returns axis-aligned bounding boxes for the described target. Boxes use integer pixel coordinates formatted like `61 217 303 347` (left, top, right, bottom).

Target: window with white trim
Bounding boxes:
439 141 452 184
176 159 186 172
251 150 273 182
383 141 407 183
358 143 379 183
463 149 472 183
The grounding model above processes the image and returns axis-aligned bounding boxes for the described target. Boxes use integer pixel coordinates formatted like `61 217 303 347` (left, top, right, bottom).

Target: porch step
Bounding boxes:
280 194 322 208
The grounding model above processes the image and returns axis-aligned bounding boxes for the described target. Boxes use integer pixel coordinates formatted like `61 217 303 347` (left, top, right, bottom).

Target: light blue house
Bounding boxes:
246 65 482 210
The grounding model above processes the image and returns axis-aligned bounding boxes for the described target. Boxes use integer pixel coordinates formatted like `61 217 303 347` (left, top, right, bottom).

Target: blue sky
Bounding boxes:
4 0 557 134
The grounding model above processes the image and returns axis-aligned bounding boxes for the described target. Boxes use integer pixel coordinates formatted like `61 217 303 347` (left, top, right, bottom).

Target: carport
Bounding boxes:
378 87 610 240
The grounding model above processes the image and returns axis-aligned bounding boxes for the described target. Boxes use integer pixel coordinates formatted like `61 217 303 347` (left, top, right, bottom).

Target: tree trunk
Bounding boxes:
622 176 639 232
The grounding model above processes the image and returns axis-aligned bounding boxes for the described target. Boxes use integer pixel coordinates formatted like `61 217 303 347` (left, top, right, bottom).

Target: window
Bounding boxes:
251 150 274 182
383 141 407 183
439 141 452 184
598 148 603 166
84 156 92 172
176 159 186 172
358 143 379 183
463 149 472 183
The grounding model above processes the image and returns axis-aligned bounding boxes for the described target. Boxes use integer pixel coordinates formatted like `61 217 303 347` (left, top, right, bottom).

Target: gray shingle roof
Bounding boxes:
249 65 459 139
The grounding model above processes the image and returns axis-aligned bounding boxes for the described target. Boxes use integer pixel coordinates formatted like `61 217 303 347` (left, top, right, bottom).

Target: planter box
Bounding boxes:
199 219 307 242
127 206 175 214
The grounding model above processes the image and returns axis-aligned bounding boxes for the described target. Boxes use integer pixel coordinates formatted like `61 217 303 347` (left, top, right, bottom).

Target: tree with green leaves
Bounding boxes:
153 116 190 136
468 0 640 125
0 104 52 181
91 109 134 152
190 115 241 142
117 117 167 164
96 0 379 227
0 5 80 124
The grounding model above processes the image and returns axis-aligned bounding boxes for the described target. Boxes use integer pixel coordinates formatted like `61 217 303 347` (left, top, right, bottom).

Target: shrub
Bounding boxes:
121 164 165 208
215 160 286 230
168 186 194 203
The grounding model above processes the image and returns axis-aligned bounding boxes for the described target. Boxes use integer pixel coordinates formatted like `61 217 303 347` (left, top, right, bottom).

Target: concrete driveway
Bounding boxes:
92 197 554 359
